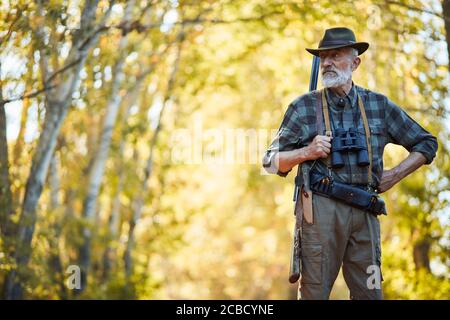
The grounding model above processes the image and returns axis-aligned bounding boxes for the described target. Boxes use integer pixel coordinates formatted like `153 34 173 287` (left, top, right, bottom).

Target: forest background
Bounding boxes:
0 0 449 299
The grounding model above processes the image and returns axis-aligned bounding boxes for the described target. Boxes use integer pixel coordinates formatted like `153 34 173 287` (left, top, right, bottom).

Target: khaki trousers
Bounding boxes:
299 194 383 300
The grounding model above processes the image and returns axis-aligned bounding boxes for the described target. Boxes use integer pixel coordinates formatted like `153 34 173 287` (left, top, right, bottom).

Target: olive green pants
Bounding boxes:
298 194 383 300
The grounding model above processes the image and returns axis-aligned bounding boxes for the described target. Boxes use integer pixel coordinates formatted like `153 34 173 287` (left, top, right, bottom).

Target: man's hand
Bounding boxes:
378 169 400 193
306 135 332 160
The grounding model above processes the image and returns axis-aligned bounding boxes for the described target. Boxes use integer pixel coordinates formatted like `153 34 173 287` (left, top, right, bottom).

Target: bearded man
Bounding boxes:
262 27 438 300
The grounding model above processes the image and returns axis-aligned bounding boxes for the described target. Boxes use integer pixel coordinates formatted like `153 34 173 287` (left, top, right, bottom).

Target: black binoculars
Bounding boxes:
330 128 369 168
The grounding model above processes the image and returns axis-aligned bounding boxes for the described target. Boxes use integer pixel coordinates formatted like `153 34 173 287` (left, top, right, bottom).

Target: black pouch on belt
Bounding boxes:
330 181 374 209
310 171 386 216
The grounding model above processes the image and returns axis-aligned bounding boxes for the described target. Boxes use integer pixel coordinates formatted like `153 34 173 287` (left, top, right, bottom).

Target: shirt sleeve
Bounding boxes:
384 98 438 164
262 101 304 177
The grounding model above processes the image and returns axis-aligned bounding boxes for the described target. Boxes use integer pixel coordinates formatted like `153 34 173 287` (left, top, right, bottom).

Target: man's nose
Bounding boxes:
321 57 332 67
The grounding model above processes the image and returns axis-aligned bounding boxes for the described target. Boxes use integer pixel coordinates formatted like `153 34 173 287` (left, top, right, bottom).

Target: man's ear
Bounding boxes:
352 56 361 71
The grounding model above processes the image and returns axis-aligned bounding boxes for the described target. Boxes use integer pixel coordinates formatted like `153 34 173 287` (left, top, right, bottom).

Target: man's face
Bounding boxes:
319 47 359 88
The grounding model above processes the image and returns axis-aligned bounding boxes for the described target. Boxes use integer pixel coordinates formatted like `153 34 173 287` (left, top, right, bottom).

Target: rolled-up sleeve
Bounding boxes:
262 101 304 176
384 98 438 164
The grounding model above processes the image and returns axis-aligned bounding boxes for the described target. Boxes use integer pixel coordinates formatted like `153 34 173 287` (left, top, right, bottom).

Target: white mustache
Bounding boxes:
322 69 338 76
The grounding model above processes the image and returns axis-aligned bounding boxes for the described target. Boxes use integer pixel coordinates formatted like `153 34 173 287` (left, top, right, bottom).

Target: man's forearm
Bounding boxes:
263 135 330 176
378 151 427 193
391 152 427 181
275 146 312 174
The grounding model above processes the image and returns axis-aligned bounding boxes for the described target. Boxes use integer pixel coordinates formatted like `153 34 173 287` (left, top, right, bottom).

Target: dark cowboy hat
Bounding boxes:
306 27 369 56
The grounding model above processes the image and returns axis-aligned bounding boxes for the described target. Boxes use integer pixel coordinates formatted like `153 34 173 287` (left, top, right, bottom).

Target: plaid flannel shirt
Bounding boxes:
262 83 438 187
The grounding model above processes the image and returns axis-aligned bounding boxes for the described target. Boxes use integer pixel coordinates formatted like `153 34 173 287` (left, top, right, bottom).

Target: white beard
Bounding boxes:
321 66 352 88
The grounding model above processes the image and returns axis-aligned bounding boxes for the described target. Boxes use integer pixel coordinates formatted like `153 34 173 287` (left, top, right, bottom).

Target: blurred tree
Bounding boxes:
3 0 114 299
0 0 448 300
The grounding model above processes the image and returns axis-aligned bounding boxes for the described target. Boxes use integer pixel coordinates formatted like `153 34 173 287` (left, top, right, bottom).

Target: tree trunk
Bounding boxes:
101 172 123 281
47 153 68 299
124 40 183 280
443 0 450 72
101 74 147 281
48 154 60 209
0 65 14 241
8 51 37 241
78 1 135 294
413 239 431 272
3 0 107 299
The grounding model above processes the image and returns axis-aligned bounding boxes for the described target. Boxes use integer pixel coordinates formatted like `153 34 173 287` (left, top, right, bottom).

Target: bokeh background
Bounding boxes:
0 0 449 299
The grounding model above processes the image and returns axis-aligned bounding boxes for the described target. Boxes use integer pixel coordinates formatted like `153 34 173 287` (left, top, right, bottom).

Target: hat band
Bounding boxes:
319 39 356 48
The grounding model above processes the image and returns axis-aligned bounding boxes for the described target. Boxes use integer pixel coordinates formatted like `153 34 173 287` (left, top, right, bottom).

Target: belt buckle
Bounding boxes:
324 176 333 192
320 177 329 193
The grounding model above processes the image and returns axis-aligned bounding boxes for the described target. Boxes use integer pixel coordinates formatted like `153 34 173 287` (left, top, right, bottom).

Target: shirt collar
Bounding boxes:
325 82 357 109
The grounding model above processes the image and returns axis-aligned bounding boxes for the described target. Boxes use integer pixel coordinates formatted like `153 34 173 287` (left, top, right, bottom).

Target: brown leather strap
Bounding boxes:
316 90 323 136
320 89 332 170
357 94 373 186
321 89 333 137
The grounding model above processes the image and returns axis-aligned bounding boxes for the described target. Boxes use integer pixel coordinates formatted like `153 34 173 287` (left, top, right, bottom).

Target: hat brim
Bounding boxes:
306 42 369 56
